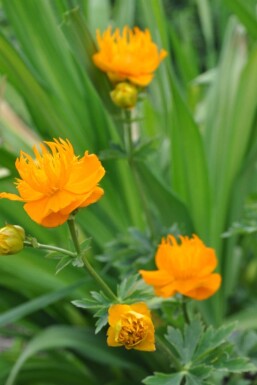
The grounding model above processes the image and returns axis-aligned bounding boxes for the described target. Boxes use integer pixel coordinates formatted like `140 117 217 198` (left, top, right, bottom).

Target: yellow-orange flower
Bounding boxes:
92 26 168 87
0 139 105 228
140 235 221 301
107 303 155 351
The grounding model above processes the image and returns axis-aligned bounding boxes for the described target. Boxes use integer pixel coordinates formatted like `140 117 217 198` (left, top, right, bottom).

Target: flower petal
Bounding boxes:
179 273 222 300
0 192 23 201
108 304 131 327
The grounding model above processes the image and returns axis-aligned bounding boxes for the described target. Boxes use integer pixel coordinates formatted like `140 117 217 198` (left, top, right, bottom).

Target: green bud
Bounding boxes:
110 82 138 109
0 225 25 255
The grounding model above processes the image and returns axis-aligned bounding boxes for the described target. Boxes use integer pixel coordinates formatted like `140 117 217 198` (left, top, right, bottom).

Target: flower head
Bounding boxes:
93 26 167 87
0 139 105 228
0 225 25 255
140 235 221 301
107 303 155 351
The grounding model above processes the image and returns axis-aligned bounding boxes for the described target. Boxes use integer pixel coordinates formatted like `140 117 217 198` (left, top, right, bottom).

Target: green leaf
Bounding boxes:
185 374 203 385
95 313 108 334
135 161 193 233
167 68 211 240
5 325 136 385
116 274 153 302
165 319 203 364
214 357 256 373
165 326 184 360
224 0 257 39
55 256 73 274
184 319 204 363
193 322 236 361
142 372 184 385
0 279 87 327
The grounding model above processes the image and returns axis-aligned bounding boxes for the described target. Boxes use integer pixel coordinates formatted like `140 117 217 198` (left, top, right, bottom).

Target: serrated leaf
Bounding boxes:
165 326 184 359
214 357 256 373
185 373 203 385
72 298 102 310
45 251 64 260
189 365 212 379
95 314 108 334
184 319 203 363
142 372 184 385
90 291 110 304
193 322 236 361
55 256 72 275
80 237 92 252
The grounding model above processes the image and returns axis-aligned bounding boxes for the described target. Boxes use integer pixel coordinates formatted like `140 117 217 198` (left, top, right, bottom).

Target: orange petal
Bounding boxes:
135 338 156 351
127 73 154 86
24 200 69 227
154 283 177 298
107 326 122 347
108 304 131 327
39 212 70 228
0 192 23 201
17 180 45 201
130 303 151 318
79 187 104 208
66 153 105 194
176 273 222 300
140 269 172 287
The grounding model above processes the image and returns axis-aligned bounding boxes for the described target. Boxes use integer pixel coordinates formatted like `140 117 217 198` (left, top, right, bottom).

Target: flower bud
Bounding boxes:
110 82 138 109
0 225 25 255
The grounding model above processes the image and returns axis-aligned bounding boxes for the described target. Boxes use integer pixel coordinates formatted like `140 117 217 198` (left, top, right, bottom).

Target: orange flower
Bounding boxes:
140 235 221 301
0 139 105 228
92 26 168 87
107 303 155 351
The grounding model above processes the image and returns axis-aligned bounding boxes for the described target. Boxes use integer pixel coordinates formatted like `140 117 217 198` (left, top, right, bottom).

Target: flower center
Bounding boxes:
116 311 148 349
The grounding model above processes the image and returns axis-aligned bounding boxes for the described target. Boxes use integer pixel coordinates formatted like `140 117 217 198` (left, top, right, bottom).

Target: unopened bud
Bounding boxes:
0 225 25 255
110 82 138 109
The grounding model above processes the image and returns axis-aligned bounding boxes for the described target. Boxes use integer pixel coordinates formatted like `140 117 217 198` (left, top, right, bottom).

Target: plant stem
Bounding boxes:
67 217 81 255
80 253 117 301
155 335 182 371
67 217 117 301
24 241 76 258
123 109 156 239
182 297 190 324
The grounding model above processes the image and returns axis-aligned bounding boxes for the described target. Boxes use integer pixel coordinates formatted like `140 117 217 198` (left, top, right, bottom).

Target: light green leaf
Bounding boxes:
143 372 184 385
224 0 257 38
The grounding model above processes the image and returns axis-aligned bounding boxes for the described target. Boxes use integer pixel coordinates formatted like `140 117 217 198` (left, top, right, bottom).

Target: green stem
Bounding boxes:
80 253 117 301
24 241 76 258
67 217 117 301
182 297 190 324
123 109 156 239
155 335 182 371
67 217 81 255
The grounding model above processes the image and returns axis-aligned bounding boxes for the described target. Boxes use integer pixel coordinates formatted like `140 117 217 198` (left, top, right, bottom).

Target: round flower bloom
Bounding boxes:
140 235 221 301
0 139 105 228
107 303 155 351
0 225 25 255
92 26 168 87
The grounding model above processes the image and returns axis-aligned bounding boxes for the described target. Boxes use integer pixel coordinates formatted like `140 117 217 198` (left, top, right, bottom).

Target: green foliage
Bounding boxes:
144 319 256 385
